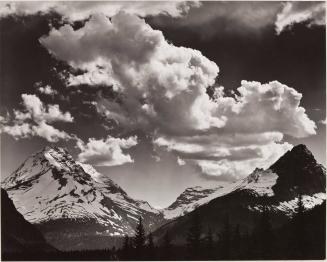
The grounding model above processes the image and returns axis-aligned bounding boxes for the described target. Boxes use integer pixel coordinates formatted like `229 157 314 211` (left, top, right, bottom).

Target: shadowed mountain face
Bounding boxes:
271 144 326 199
2 146 166 251
1 188 55 254
152 144 326 245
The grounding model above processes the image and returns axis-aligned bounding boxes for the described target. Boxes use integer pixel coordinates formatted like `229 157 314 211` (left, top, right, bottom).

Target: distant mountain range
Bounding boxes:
1 144 326 251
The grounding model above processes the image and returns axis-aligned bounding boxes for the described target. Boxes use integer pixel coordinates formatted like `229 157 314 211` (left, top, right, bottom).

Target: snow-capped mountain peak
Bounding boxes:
2 146 164 247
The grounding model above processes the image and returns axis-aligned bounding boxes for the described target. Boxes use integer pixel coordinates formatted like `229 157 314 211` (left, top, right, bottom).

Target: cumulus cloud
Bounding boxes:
40 12 317 179
0 1 199 21
17 94 73 123
38 85 58 96
275 2 325 34
40 12 221 135
77 135 138 166
0 94 73 142
213 80 317 138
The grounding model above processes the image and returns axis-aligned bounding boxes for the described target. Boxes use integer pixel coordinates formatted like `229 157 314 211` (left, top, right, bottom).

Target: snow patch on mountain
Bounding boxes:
78 162 103 182
236 168 278 196
274 193 326 215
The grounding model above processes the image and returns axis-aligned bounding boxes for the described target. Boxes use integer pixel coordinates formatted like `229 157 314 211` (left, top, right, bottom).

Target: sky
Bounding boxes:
0 1 326 208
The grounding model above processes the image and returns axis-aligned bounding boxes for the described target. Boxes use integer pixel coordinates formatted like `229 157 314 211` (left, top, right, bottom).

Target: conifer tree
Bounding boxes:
291 192 308 259
147 232 155 259
186 211 202 259
220 214 231 259
123 235 130 250
205 227 214 259
121 235 130 259
162 230 172 260
147 232 154 249
134 217 146 259
163 230 172 250
252 197 274 259
233 224 241 259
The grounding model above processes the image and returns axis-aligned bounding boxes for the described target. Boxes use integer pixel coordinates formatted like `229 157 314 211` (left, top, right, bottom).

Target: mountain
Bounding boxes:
270 144 326 198
2 144 325 250
153 144 326 244
162 185 224 219
2 146 165 251
1 188 55 255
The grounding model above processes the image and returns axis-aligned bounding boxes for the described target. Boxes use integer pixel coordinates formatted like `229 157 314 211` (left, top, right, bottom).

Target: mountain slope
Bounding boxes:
1 188 55 254
153 144 326 244
163 185 224 219
2 146 165 250
162 168 282 219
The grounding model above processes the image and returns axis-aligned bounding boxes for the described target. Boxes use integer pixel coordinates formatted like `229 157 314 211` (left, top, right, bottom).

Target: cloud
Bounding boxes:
2 123 32 139
214 80 317 138
40 12 317 179
196 142 292 179
38 85 58 96
177 157 186 166
275 2 325 34
77 135 138 166
0 94 73 142
31 121 71 142
18 94 73 123
0 1 199 21
154 134 293 179
149 2 282 39
40 12 220 136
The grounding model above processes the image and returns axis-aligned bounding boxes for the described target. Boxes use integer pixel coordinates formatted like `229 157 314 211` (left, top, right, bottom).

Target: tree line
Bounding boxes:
2 194 325 261
117 194 325 260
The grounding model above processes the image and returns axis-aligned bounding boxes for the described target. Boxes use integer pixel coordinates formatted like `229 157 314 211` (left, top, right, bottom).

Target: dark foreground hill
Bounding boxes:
3 199 324 261
1 188 56 259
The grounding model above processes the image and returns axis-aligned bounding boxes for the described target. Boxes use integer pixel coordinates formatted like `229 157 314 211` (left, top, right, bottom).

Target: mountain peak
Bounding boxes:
290 144 313 156
270 144 325 198
41 145 69 156
270 144 318 171
2 147 164 249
